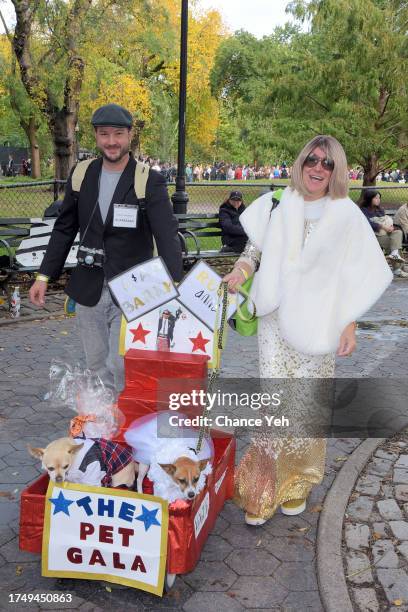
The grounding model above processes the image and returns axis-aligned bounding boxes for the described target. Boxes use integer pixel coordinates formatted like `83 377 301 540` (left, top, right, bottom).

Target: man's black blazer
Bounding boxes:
39 156 183 306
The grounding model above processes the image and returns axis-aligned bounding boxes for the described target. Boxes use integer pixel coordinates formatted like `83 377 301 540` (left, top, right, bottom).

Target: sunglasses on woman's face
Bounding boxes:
304 154 334 171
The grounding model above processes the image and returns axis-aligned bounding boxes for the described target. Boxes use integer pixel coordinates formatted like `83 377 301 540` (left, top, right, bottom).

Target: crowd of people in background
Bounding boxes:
2 151 408 185
138 158 292 182
138 157 408 184
0 155 31 177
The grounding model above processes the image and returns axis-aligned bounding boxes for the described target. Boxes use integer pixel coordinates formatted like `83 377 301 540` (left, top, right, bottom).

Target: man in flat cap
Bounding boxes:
30 103 183 395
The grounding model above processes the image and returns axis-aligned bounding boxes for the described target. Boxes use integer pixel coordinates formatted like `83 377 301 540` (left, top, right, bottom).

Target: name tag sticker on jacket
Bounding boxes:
113 204 138 228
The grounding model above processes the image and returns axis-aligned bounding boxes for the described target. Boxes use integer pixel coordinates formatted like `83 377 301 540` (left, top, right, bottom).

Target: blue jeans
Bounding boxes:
75 284 124 396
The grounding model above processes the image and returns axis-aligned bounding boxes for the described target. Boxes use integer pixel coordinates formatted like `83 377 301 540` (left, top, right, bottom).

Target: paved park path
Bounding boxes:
0 279 407 611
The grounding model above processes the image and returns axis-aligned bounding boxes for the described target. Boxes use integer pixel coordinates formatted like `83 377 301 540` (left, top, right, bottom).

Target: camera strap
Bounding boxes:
77 172 102 253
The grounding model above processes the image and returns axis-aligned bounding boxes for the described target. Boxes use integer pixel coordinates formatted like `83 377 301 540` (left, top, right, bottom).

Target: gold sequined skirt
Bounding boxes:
234 310 335 519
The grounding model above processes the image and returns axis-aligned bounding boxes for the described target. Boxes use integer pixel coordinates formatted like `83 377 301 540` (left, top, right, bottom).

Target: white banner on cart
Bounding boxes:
176 260 243 330
42 481 169 595
108 257 179 322
119 298 214 361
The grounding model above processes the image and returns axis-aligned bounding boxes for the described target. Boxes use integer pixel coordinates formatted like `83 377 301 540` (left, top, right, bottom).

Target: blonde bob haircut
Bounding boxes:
290 135 349 200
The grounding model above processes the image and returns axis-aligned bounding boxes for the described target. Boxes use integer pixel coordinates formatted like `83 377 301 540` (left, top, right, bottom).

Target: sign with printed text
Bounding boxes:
119 298 214 362
42 481 169 595
193 492 210 538
108 257 179 322
176 260 243 330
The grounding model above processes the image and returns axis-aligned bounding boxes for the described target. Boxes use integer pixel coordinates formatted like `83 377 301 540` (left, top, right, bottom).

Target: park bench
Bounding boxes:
3 207 405 303
0 217 79 299
0 212 240 300
176 212 240 266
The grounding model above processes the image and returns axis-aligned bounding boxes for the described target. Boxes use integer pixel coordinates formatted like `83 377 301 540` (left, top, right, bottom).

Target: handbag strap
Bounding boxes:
235 283 257 322
195 282 229 452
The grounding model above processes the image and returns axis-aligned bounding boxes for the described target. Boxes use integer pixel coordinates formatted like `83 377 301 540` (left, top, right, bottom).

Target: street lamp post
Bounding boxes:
171 0 189 214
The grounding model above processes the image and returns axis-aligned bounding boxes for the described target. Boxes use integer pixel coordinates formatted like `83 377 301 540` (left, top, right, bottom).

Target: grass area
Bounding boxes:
0 178 407 218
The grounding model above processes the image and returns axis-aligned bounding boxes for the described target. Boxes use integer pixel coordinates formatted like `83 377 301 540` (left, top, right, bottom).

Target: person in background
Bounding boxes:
219 190 247 254
6 155 14 177
360 189 407 277
185 163 193 183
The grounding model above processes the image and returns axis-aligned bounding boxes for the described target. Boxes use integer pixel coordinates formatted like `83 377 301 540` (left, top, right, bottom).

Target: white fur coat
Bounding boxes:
240 187 393 355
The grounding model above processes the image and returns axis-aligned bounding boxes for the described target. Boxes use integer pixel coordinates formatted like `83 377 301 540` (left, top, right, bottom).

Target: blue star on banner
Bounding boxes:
49 490 74 516
135 505 161 532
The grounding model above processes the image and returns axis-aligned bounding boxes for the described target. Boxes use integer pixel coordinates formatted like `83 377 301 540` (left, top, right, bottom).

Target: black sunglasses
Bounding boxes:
304 154 334 171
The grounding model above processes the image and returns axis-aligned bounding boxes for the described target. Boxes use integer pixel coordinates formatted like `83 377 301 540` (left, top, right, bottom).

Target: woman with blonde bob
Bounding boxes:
223 135 392 525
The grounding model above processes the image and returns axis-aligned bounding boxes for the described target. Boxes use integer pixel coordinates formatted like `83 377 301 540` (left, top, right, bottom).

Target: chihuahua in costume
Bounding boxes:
28 437 136 488
124 412 213 502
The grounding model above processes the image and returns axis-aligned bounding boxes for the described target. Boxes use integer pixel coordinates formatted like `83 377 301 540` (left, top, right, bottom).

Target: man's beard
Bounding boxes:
100 145 129 164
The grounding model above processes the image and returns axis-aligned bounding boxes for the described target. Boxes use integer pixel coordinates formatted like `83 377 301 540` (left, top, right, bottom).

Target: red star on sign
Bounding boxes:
130 323 150 344
189 331 210 353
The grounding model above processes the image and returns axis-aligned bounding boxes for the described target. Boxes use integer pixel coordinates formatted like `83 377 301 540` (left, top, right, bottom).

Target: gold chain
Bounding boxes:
195 282 229 452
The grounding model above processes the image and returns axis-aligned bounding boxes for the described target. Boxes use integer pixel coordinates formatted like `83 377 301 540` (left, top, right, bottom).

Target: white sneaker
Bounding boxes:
394 268 408 278
280 499 307 515
245 512 267 526
387 253 405 263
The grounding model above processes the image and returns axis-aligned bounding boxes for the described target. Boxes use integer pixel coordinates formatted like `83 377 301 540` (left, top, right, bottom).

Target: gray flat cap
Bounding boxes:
91 103 133 128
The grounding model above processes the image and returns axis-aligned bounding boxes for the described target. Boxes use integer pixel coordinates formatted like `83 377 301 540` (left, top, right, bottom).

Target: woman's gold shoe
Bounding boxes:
244 512 267 526
280 498 306 516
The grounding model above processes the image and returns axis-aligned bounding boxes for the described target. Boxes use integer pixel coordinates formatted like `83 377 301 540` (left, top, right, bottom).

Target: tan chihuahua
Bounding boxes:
157 457 209 500
28 437 136 488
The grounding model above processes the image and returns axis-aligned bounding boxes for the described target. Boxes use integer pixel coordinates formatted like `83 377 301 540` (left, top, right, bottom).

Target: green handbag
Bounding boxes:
231 277 258 336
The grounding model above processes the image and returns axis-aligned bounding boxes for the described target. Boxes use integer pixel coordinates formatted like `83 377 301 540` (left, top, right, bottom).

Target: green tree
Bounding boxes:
286 0 408 183
0 30 43 177
212 2 408 181
9 0 100 179
211 29 298 165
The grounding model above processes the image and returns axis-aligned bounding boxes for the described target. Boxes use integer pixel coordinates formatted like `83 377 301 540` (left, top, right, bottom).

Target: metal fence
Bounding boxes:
0 180 65 218
1 179 408 218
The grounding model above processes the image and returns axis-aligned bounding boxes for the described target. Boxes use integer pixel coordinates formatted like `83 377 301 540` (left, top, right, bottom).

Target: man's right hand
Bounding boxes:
29 280 47 307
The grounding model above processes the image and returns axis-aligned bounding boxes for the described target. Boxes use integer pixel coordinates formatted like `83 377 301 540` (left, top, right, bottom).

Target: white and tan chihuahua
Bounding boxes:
124 412 213 502
28 437 136 488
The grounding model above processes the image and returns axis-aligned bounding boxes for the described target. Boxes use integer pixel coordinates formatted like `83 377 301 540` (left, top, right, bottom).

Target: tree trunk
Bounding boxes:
357 154 381 204
11 0 91 180
362 154 380 186
131 120 145 158
27 117 40 178
52 110 78 181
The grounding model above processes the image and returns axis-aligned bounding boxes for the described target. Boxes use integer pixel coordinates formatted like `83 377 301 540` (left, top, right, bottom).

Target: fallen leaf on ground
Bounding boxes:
105 586 111 592
310 504 323 513
335 456 348 462
256 539 262 546
168 588 181 601
393 599 404 606
373 532 382 540
60 331 68 335
295 526 309 532
0 491 15 500
15 566 23 576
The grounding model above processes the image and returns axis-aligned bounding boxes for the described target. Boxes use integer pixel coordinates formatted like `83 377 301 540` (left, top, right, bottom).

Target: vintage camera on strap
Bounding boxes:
77 245 105 268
